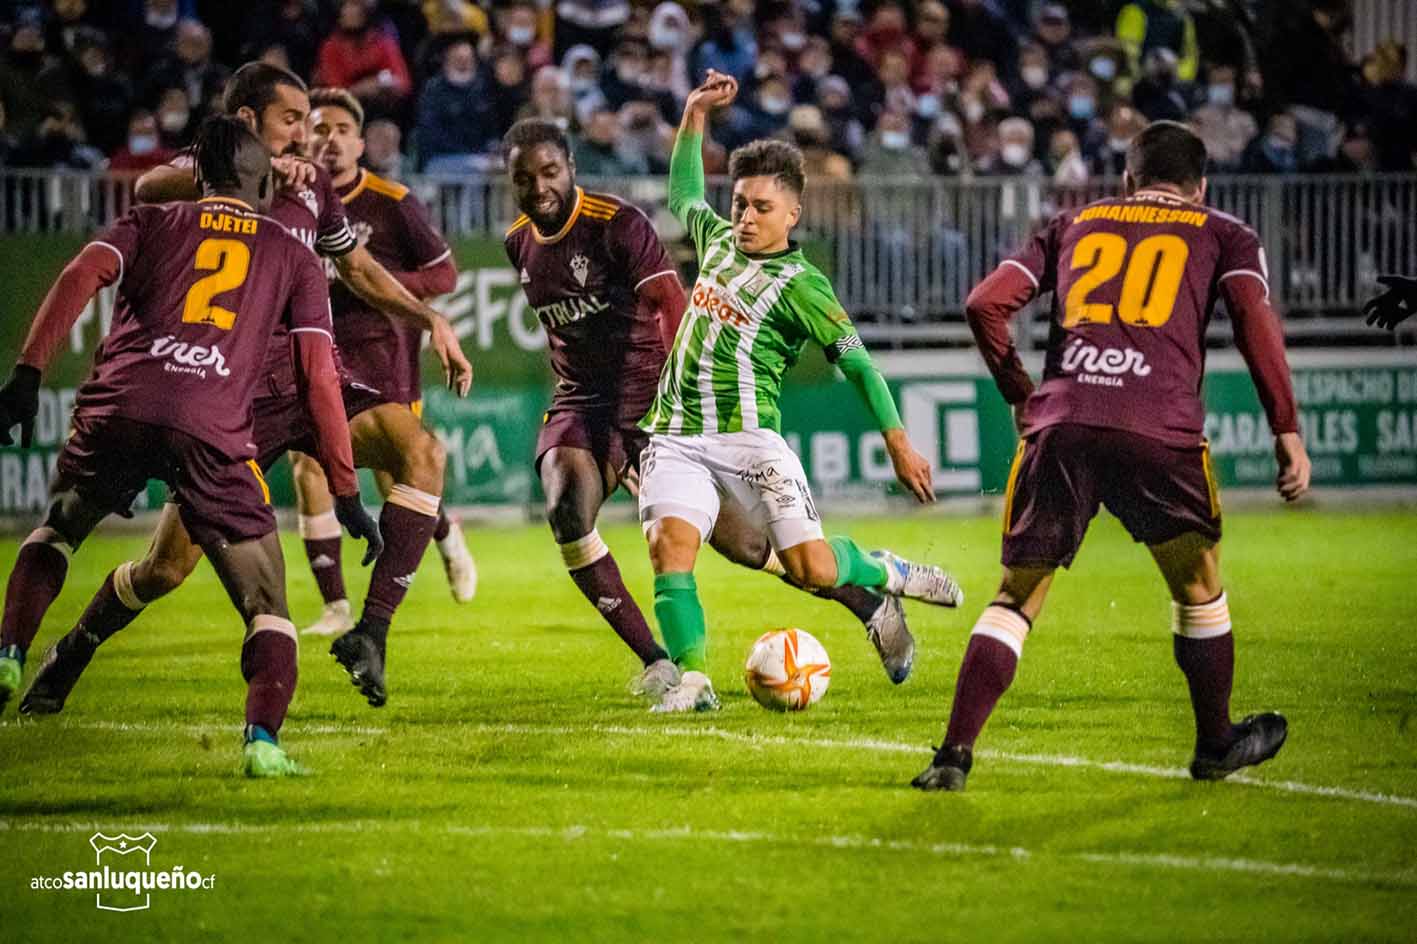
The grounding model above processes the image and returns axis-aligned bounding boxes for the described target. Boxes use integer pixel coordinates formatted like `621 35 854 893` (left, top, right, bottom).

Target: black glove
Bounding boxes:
1363 274 1417 331
334 493 383 566
0 364 41 447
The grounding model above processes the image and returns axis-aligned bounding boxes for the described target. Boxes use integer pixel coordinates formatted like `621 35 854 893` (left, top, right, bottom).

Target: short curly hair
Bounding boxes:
502 118 571 162
729 139 806 195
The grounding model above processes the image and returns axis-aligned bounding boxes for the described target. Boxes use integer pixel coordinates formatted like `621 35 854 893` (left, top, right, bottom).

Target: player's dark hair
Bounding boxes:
192 114 264 192
729 139 806 195
309 86 365 130
502 118 571 162
222 61 308 117
1126 120 1208 190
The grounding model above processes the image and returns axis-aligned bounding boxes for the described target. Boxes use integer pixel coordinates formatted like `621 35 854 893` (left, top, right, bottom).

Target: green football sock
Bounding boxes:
828 535 890 589
653 572 707 672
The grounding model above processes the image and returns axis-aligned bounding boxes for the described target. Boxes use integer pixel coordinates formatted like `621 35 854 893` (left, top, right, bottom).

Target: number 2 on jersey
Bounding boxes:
1063 233 1189 328
181 238 250 329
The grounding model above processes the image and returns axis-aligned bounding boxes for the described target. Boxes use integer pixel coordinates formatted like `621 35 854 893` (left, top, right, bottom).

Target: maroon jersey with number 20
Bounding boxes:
1005 190 1274 446
75 196 334 460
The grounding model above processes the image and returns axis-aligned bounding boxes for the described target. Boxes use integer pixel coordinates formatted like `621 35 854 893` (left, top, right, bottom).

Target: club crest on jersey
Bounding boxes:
298 187 319 218
520 268 531 284
570 253 590 287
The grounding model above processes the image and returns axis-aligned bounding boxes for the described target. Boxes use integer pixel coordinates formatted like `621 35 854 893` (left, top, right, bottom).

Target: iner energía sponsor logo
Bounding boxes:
27 831 216 912
149 335 232 380
1060 339 1152 387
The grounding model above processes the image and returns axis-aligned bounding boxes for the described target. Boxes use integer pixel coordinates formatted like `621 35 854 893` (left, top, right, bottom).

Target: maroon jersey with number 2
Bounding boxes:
1006 189 1269 446
504 188 679 423
75 196 334 460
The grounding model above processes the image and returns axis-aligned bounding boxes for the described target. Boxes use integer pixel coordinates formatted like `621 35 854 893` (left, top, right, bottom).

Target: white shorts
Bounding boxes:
638 429 825 551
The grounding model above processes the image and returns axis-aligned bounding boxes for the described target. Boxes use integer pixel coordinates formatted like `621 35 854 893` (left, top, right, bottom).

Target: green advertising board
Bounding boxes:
0 235 1412 519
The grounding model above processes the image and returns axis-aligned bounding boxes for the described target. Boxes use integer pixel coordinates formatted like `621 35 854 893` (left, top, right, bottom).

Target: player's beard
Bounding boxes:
529 187 572 231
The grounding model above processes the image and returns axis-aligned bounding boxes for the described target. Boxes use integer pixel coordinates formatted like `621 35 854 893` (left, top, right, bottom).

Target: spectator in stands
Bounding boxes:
1091 101 1145 175
856 2 915 71
1116 0 1200 83
148 20 229 120
602 37 675 118
1032 3 1080 76
692 0 757 85
646 1 693 101
876 48 915 115
859 107 930 178
1262 0 1356 166
1190 62 1257 171
107 109 175 171
573 104 644 175
1307 121 1377 173
1242 111 1300 173
47 0 98 57
826 9 881 100
488 44 530 138
788 104 852 182
0 17 71 145
948 0 1017 81
912 1 952 84
979 116 1041 175
926 110 969 176
1047 127 1088 185
414 38 494 171
154 86 192 148
562 44 608 119
1131 47 1188 122
815 74 865 163
958 59 1010 128
69 29 132 157
1012 42 1052 103
315 0 413 119
518 65 574 130
133 0 183 71
618 99 672 172
8 98 103 169
554 0 632 60
1358 42 1417 172
421 0 490 39
362 117 404 177
244 1 323 82
496 0 552 72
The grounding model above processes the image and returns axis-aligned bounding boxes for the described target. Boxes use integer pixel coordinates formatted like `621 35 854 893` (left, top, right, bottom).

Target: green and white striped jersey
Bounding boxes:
640 201 863 435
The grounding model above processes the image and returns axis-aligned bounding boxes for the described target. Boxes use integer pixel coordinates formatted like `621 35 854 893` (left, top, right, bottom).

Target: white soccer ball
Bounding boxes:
744 628 832 711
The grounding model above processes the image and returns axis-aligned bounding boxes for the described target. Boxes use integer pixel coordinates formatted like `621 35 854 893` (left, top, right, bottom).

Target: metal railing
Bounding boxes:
4 168 1415 347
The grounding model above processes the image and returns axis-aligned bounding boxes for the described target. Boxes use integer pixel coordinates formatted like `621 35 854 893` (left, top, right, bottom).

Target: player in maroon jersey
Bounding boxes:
912 122 1312 792
287 87 478 639
17 63 471 714
502 119 913 698
0 117 378 775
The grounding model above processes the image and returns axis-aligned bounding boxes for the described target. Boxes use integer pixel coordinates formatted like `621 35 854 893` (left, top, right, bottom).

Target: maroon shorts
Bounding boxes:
534 406 650 478
1001 423 1222 569
56 414 274 548
334 324 422 408
252 380 390 471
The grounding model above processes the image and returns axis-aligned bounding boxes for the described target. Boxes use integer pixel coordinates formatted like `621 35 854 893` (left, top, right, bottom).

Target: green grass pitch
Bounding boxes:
1 509 1415 941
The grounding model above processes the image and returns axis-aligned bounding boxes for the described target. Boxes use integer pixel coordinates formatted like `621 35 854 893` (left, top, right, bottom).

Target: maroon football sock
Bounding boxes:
69 571 143 649
807 582 883 624
944 634 1020 749
1 541 70 654
432 507 452 543
241 623 298 735
361 499 438 624
1174 633 1235 748
303 537 346 605
570 555 667 666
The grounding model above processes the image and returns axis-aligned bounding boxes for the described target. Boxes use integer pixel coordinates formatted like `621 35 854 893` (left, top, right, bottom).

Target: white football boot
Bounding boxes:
435 519 478 603
864 593 915 684
630 658 681 699
872 550 964 607
300 599 355 636
651 670 720 713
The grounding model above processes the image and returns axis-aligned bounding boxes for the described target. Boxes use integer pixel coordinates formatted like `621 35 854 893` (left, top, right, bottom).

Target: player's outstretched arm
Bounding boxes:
333 245 472 396
1 242 123 446
669 71 737 223
1363 274 1417 331
1222 275 1310 501
965 263 1039 415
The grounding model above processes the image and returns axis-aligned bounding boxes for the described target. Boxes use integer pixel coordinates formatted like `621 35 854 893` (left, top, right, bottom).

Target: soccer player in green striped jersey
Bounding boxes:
638 71 964 713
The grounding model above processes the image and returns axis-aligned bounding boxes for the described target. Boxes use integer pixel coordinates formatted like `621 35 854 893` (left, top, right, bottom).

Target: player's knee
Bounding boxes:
131 553 197 600
545 490 592 544
235 587 290 624
402 430 445 492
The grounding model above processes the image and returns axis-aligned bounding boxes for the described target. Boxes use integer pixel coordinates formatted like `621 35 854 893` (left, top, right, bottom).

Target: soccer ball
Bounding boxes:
744 628 832 711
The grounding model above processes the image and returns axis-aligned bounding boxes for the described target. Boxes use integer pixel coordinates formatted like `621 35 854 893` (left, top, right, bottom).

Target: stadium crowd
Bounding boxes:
0 0 1412 182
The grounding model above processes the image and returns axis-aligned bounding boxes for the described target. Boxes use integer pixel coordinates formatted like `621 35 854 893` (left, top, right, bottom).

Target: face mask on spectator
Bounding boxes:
1088 58 1116 82
129 133 159 155
616 61 643 84
569 74 596 93
159 108 188 132
780 31 806 51
1001 143 1031 167
963 99 985 123
760 95 791 116
1022 65 1047 90
145 7 178 29
1207 83 1234 107
916 94 941 119
507 25 535 47
880 130 909 151
1108 135 1130 152
1263 135 1295 167
650 25 683 50
1068 95 1095 121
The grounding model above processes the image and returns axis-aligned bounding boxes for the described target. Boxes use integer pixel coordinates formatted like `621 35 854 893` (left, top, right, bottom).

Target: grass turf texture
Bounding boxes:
1 509 1414 941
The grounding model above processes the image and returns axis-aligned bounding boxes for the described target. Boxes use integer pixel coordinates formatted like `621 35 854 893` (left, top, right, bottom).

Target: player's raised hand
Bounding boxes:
271 155 318 191
685 70 739 115
0 364 41 447
1274 431 1311 502
335 493 384 565
1363 274 1417 331
884 428 936 504
430 317 473 396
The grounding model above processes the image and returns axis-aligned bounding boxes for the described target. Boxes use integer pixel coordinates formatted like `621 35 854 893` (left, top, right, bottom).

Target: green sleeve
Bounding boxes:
837 346 903 431
669 131 730 253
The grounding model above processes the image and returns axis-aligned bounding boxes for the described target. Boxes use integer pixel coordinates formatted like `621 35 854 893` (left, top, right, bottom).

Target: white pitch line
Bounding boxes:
7 718 1415 811
1 818 1410 887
